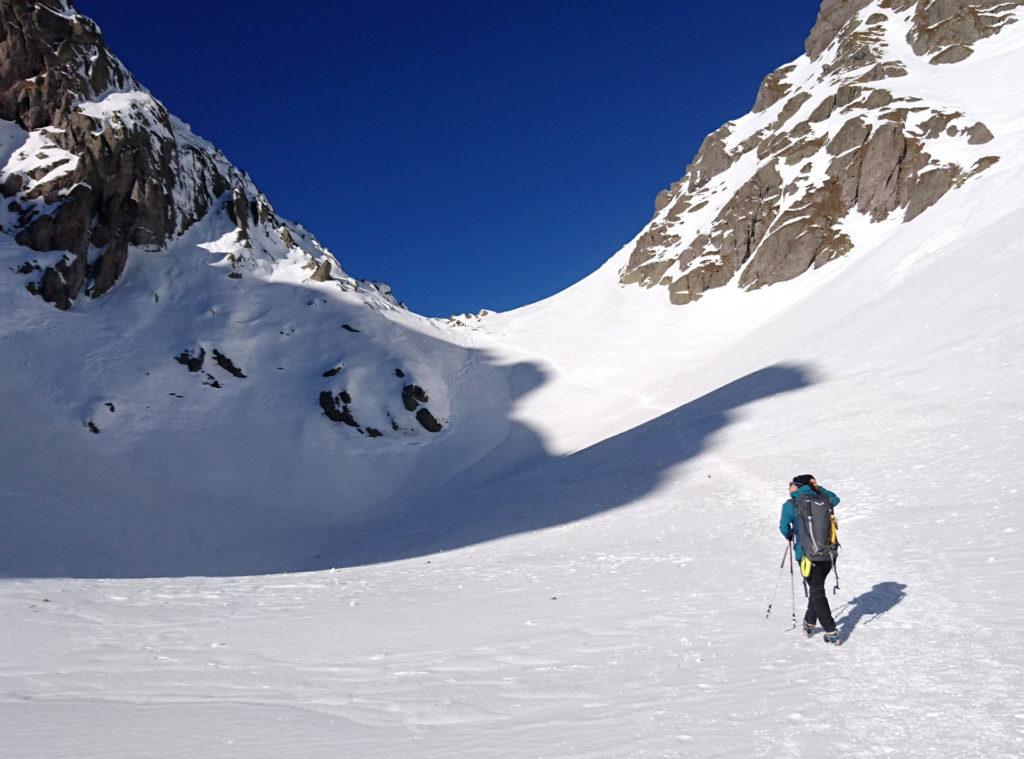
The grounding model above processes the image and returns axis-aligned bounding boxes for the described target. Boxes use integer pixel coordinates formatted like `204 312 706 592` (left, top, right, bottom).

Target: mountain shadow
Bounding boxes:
324 363 814 567
0 275 810 579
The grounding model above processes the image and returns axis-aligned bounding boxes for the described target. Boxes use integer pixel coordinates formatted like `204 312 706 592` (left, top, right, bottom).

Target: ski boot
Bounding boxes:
801 621 815 638
823 629 841 646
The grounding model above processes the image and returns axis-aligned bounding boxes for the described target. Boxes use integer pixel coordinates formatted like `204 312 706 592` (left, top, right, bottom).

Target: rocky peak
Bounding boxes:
0 0 386 310
0 0 136 130
619 0 1021 305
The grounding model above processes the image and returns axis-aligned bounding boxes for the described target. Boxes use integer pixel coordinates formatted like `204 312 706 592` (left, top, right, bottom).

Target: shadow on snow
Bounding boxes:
0 258 812 579
326 363 814 568
836 581 908 642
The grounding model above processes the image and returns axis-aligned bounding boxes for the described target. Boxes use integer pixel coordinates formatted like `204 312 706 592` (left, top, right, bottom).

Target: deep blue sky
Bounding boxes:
76 1 819 316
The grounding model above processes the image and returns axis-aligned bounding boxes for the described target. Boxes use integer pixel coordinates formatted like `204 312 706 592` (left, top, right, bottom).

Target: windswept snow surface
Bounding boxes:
3 5 1024 758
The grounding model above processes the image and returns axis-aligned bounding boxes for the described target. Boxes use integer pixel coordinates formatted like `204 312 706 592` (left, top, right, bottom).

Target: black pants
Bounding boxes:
804 560 836 633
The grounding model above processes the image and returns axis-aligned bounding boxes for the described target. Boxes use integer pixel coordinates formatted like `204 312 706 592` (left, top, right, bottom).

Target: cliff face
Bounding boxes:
619 0 1020 305
0 0 378 310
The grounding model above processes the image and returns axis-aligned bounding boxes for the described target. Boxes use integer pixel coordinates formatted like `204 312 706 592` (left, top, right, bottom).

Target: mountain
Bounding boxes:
1 0 1022 572
617 0 1018 303
3 1 1024 756
1 0 393 310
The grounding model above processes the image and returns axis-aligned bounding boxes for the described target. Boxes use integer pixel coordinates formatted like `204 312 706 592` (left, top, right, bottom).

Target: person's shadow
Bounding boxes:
836 582 908 642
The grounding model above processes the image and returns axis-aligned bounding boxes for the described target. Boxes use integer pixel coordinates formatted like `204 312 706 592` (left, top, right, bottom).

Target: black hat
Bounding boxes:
791 474 815 487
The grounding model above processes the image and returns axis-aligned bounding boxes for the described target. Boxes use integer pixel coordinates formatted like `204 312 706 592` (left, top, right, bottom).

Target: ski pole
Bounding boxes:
788 539 797 628
764 542 790 620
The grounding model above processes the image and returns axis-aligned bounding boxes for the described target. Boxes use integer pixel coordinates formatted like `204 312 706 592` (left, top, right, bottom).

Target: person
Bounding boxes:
779 474 841 644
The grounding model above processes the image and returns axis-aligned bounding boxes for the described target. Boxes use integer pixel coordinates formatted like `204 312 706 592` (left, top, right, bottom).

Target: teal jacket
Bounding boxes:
779 485 840 561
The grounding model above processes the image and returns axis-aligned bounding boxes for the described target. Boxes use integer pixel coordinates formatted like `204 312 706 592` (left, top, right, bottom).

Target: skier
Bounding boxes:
779 474 841 644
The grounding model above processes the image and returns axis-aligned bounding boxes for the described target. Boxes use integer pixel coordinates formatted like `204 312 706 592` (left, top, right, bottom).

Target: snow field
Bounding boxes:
2 2 1024 756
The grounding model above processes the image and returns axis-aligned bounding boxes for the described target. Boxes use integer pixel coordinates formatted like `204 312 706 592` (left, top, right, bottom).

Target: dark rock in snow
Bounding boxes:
415 408 443 433
175 348 205 372
318 391 359 427
402 384 429 411
322 367 341 378
212 350 246 378
342 324 360 333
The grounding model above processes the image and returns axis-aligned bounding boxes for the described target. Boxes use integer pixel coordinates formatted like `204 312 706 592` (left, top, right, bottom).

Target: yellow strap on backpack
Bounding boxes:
830 514 838 543
800 556 812 578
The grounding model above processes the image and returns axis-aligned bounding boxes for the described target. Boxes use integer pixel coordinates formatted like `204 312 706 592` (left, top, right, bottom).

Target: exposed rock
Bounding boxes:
752 65 796 112
318 391 359 427
366 427 383 438
863 88 894 109
402 384 429 411
394 368 405 378
902 0 1024 57
904 168 957 221
617 0 1012 305
1 1 372 312
828 117 872 155
685 125 736 191
966 122 994 145
415 408 443 433
310 258 332 282
322 366 341 378
856 61 909 81
2 173 23 196
805 0 874 59
739 178 852 290
917 111 960 139
967 155 1000 176
770 92 813 131
342 324 359 333
857 123 910 220
211 350 246 378
225 186 249 232
930 44 974 63
175 348 205 372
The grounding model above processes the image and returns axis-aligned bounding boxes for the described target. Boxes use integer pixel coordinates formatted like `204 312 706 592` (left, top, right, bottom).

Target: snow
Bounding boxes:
2 128 80 191
2 2 1024 757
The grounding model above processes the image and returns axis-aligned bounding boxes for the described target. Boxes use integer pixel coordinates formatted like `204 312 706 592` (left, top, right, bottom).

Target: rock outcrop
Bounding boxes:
618 0 1019 305
0 0 393 310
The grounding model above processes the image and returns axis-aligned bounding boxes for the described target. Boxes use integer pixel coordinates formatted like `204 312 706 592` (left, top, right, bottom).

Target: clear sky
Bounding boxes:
75 1 820 317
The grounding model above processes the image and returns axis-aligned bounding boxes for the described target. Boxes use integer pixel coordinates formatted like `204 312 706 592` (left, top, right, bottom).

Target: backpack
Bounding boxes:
794 489 839 563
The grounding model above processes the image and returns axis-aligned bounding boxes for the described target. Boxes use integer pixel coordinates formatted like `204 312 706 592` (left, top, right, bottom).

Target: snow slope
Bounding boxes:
2 2 1024 757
